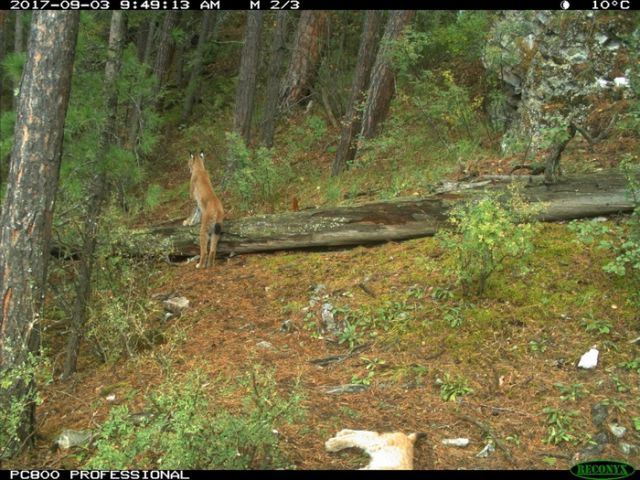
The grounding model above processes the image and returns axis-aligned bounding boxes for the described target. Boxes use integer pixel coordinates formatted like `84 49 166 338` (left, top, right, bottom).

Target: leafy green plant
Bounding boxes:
555 383 588 402
436 186 541 296
354 356 386 385
633 417 640 431
618 357 640 373
611 375 630 393
580 317 612 335
338 319 365 349
85 368 304 469
443 304 464 328
0 350 52 459
529 338 548 353
542 407 578 445
436 372 474 402
432 286 454 301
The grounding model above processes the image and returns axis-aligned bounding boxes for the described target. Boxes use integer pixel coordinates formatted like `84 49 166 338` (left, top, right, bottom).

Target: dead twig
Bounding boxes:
458 414 516 465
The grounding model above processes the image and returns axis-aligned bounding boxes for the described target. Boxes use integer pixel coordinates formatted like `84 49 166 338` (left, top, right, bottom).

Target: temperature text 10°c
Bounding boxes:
592 0 631 8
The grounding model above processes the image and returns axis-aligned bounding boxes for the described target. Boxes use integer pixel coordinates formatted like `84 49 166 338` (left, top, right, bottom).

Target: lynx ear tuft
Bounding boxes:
189 151 194 159
200 151 205 159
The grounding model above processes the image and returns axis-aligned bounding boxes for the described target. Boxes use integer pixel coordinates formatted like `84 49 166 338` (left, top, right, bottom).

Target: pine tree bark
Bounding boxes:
279 11 328 111
0 11 79 459
331 11 384 176
153 12 178 89
233 11 264 146
142 17 157 66
62 12 127 380
260 11 289 148
12 12 24 109
360 10 415 139
180 12 215 124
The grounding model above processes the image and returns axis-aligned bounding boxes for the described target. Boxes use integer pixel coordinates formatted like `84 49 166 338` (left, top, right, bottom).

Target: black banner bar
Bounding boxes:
0 470 579 479
4 0 639 10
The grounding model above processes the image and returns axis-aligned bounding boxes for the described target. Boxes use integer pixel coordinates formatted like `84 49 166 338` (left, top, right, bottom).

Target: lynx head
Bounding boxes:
188 151 206 173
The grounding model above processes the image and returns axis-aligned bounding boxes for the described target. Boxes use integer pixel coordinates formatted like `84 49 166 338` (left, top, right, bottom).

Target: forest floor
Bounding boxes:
4 132 640 471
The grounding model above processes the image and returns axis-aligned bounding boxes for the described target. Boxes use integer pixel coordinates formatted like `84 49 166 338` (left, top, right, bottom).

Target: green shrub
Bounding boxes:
0 350 51 459
436 186 542 296
226 132 291 212
85 368 304 469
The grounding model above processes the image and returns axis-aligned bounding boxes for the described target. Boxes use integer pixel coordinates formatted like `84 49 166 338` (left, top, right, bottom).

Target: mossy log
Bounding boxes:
137 169 639 258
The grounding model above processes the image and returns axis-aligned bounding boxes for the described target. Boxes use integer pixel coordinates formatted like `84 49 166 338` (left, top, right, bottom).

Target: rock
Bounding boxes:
256 341 274 350
619 442 638 455
105 394 116 402
55 429 93 450
280 319 296 333
483 11 634 154
591 402 608 428
614 77 629 88
476 442 495 458
608 423 626 439
321 303 338 333
441 438 470 448
162 296 189 315
578 346 599 369
323 384 368 395
129 412 156 425
579 431 608 458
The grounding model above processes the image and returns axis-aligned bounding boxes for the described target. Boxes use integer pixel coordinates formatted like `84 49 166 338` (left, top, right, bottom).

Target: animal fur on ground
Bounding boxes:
325 429 424 470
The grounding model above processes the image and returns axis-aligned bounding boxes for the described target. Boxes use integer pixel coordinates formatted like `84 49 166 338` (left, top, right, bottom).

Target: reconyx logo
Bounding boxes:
570 460 636 480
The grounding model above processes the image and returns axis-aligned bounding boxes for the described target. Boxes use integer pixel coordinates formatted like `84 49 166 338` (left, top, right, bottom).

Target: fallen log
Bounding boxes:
136 168 639 257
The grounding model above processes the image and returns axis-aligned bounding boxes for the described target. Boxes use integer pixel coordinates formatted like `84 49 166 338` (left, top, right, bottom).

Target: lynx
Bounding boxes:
325 429 423 470
184 151 224 269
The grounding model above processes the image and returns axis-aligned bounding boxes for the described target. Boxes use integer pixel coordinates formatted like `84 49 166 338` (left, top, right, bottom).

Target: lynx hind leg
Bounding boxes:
196 224 208 269
204 222 222 269
205 233 219 268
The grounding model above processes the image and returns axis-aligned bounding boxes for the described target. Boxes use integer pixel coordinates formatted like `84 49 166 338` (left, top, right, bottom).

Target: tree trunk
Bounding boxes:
279 11 328 111
0 11 79 459
544 124 577 184
62 12 127 380
12 12 24 110
233 11 264 146
331 11 384 176
260 11 289 148
153 12 178 89
142 17 157 66
127 17 157 149
180 12 214 124
360 10 415 139
135 169 640 257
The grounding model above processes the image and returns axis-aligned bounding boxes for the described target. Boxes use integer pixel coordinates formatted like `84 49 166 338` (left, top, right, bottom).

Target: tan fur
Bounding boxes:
325 429 419 470
183 152 224 269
